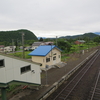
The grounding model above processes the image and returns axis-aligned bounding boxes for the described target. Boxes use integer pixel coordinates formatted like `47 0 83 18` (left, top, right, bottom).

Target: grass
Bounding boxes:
9 51 31 59
9 43 99 60
61 43 99 61
6 84 20 92
61 56 70 62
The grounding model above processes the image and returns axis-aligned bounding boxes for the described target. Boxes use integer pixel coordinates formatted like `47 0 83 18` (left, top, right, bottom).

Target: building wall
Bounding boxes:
31 56 45 68
0 55 41 85
31 48 61 68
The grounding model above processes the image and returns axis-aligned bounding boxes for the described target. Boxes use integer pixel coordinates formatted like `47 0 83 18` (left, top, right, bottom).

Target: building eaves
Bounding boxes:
29 45 62 57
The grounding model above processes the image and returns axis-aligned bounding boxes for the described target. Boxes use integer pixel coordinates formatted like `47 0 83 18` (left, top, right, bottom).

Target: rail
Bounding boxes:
53 50 100 100
39 50 98 100
88 69 100 100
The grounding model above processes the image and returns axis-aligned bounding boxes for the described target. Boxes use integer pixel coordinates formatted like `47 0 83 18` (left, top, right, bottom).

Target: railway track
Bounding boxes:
47 50 100 100
88 69 100 100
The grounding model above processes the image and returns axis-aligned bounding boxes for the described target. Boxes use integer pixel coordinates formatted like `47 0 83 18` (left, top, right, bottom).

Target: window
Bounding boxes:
40 64 42 66
46 58 50 62
0 59 5 67
53 53 56 55
58 55 60 58
53 56 56 60
21 65 31 74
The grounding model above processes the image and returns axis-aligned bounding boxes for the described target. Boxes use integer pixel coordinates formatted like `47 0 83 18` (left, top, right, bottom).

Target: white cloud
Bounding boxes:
0 0 100 37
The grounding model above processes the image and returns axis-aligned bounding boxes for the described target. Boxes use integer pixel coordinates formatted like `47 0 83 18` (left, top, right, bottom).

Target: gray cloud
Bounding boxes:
0 0 100 37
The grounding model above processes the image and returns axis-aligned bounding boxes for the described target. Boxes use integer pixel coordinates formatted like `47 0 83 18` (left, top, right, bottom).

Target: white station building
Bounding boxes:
0 53 41 88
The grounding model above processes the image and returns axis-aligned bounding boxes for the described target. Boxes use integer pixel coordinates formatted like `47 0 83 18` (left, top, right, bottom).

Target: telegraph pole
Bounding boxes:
22 33 25 59
56 36 58 46
12 39 14 53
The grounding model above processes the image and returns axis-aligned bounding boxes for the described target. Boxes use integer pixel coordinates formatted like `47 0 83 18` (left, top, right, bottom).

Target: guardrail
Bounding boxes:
39 50 98 100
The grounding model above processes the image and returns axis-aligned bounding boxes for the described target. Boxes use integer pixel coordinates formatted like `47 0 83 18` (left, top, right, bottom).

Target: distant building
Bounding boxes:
0 45 4 52
31 42 45 50
4 46 16 52
75 40 85 45
24 46 31 51
29 45 62 70
31 42 54 50
44 42 54 45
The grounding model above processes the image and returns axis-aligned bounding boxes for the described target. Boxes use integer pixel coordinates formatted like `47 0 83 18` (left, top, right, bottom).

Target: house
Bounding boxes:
0 53 41 88
4 46 16 52
24 46 31 51
29 45 62 70
75 40 85 45
31 42 45 50
31 42 54 50
44 42 54 45
0 45 4 52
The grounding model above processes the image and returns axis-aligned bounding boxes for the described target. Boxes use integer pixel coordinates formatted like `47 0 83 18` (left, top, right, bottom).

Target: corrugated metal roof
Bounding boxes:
77 40 85 42
29 45 61 56
32 42 43 46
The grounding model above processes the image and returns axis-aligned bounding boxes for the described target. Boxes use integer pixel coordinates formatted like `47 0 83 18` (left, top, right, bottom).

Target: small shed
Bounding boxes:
29 45 62 70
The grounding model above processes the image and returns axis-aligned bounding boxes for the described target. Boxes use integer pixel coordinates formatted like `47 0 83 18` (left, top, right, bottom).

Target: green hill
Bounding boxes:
60 32 99 39
0 29 38 45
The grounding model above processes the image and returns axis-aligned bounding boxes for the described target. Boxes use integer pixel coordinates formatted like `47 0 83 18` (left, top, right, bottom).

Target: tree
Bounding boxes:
39 37 43 41
0 29 38 46
25 40 35 45
57 39 71 53
93 36 100 43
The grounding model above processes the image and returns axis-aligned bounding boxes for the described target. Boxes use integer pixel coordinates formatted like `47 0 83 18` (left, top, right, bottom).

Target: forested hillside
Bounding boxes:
60 32 99 39
0 29 38 46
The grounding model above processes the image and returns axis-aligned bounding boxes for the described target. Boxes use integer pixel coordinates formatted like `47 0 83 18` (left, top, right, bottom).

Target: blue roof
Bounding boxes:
29 45 61 56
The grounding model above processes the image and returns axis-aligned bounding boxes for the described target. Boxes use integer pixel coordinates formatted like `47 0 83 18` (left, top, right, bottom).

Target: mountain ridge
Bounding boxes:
0 29 38 46
0 29 38 42
59 32 99 39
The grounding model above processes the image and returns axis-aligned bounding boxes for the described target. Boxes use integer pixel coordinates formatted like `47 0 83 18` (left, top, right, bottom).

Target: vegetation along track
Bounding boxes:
46 50 100 100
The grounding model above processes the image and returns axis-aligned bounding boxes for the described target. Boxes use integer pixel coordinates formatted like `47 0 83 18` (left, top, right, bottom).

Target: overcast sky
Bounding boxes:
0 0 100 38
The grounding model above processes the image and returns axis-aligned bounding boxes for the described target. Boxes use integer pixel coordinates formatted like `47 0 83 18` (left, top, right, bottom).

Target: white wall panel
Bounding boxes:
0 54 41 84
20 73 27 82
0 68 6 83
5 57 13 70
6 69 13 82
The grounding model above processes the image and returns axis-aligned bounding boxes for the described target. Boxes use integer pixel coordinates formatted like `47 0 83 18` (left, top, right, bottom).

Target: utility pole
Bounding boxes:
56 36 58 46
22 33 25 59
51 44 52 60
12 39 14 53
45 65 49 86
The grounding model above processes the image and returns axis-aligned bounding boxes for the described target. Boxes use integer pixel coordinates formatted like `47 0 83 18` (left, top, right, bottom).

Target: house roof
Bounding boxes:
45 42 54 45
77 40 85 43
0 45 4 48
29 45 62 56
32 42 44 46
